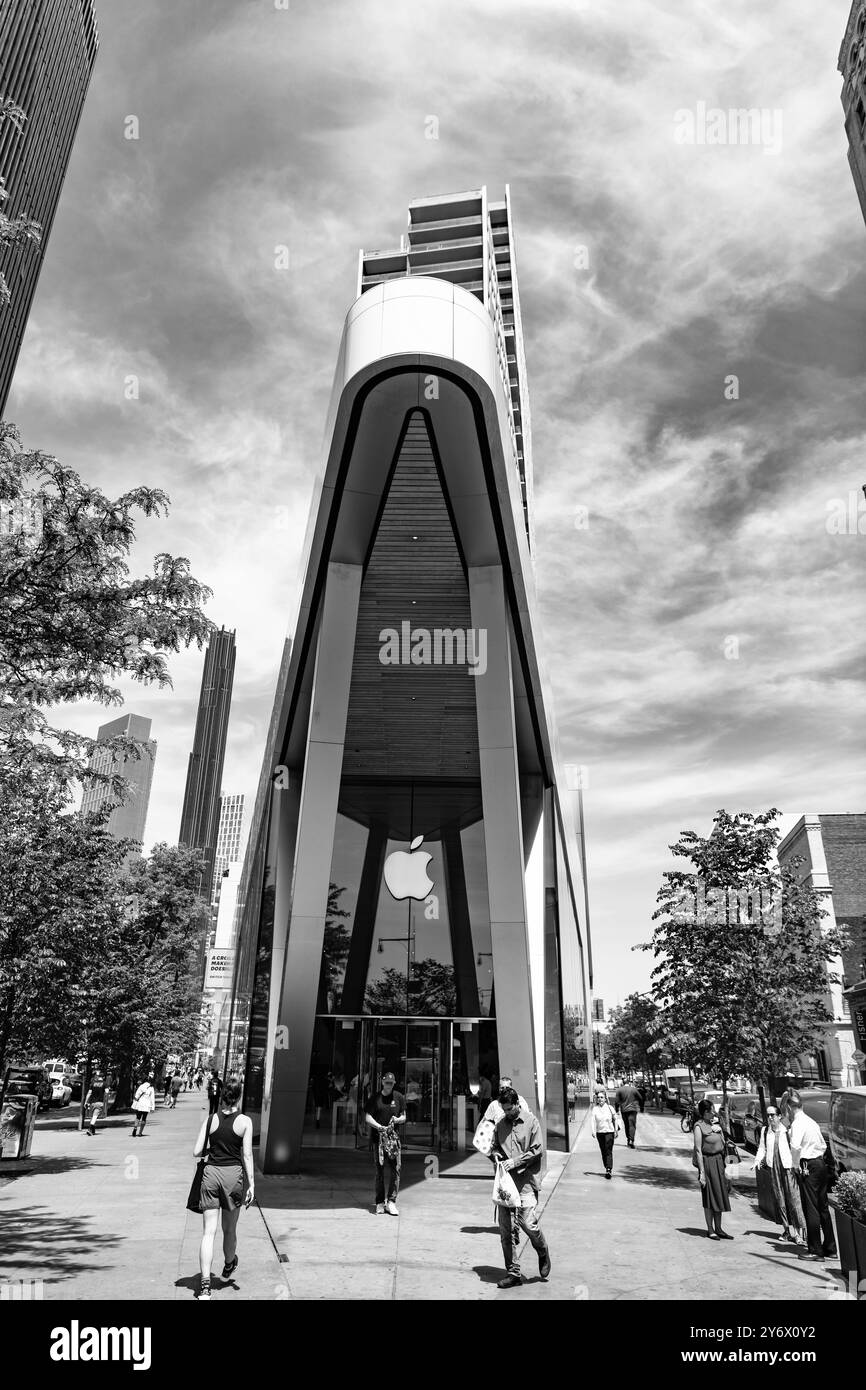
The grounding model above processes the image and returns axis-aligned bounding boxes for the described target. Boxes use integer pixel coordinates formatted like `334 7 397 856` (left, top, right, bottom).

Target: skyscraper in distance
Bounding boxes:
178 627 236 911
80 713 156 863
0 0 98 413
839 3 866 229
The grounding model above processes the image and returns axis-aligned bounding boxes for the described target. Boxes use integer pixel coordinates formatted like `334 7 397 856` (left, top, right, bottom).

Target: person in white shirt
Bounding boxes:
590 1087 620 1179
131 1073 156 1137
482 1076 529 1128
787 1092 837 1261
753 1105 805 1246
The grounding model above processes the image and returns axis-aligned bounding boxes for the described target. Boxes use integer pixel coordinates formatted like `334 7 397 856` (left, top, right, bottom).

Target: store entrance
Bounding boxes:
360 1019 441 1151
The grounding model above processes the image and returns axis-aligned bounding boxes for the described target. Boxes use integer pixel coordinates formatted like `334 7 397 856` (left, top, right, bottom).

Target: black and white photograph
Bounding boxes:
1 0 865 1359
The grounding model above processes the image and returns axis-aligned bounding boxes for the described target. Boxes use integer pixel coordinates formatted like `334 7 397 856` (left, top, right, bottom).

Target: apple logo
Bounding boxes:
384 835 434 901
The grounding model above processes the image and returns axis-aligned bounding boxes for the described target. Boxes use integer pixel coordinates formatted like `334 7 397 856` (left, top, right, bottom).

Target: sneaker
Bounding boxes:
497 1274 522 1289
386 1200 399 1216
196 1282 212 1301
375 1203 385 1214
221 1256 239 1279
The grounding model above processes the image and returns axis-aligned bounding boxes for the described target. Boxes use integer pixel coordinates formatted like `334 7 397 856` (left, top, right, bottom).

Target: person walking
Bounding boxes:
365 1071 405 1215
788 1091 837 1262
754 1105 806 1246
192 1078 255 1301
615 1079 643 1148
131 1074 156 1137
163 1070 173 1105
493 1087 550 1289
693 1098 732 1239
169 1072 183 1109
590 1086 620 1179
481 1076 529 1128
207 1069 223 1116
566 1076 577 1123
83 1072 106 1137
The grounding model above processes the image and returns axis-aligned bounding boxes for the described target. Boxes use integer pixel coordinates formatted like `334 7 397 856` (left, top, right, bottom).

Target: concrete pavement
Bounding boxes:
0 1094 848 1301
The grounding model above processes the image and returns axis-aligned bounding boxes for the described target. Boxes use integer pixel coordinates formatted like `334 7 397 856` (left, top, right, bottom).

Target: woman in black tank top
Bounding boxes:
191 1078 254 1300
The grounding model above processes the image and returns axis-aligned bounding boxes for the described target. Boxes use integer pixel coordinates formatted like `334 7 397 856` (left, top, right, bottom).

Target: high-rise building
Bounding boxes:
359 188 533 543
777 813 865 1086
839 3 866 229
178 627 236 910
80 713 156 862
226 187 593 1173
0 0 98 413
212 792 245 897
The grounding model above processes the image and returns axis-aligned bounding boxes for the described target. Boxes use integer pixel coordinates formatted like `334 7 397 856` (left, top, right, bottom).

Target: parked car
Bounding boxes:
726 1093 760 1143
3 1065 52 1112
48 1072 73 1107
64 1071 83 1102
829 1086 866 1174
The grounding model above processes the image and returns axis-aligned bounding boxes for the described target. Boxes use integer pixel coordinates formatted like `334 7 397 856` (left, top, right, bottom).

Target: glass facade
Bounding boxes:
319 780 494 1019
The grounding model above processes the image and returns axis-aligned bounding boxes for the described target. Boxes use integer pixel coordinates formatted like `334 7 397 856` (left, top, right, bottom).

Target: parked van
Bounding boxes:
829 1086 866 1174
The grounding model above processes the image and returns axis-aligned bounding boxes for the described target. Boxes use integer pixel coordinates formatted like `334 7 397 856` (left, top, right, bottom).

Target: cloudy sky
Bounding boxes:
7 0 865 1007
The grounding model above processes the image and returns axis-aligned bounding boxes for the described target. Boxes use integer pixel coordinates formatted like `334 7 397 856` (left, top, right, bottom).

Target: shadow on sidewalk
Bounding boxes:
0 1206 121 1276
608 1163 698 1189
0 1155 94 1182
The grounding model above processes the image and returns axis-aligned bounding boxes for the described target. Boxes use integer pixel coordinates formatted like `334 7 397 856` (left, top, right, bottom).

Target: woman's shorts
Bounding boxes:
200 1163 245 1211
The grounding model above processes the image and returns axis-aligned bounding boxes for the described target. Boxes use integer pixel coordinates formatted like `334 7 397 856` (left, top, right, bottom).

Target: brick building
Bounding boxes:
777 813 866 1086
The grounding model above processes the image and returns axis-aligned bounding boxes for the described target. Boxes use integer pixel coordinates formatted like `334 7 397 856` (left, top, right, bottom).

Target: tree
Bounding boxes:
0 781 127 1077
640 809 850 1112
606 994 663 1081
0 98 41 311
77 844 211 1109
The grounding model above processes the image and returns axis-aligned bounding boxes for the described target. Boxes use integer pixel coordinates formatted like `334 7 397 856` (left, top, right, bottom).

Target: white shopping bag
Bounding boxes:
492 1158 520 1209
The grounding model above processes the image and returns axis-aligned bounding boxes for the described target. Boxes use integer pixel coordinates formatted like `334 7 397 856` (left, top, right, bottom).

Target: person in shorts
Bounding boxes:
192 1078 254 1301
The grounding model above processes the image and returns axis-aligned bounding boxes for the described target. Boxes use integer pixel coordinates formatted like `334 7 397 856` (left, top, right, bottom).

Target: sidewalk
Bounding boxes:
0 1092 289 1302
0 1096 846 1301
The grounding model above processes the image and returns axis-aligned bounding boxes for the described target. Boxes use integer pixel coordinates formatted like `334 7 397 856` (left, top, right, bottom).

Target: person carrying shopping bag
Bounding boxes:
590 1086 620 1179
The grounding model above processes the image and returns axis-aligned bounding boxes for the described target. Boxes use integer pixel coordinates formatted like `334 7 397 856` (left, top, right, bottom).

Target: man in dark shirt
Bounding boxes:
365 1072 406 1215
493 1087 551 1289
615 1080 643 1148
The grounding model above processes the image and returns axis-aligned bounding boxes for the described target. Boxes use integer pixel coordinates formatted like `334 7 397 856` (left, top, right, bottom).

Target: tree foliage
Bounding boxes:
640 809 850 1094
0 422 212 784
606 994 664 1078
0 423 214 1094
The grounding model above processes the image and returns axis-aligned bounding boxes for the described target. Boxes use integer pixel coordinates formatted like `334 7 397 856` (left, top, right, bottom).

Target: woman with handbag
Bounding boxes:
590 1086 620 1179
191 1078 255 1301
694 1098 732 1238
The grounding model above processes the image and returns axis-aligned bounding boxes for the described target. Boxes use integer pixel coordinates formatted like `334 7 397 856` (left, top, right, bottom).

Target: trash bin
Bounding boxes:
0 1093 37 1158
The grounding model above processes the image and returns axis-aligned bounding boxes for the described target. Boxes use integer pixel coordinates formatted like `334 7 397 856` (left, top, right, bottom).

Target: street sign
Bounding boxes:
851 1050 866 1064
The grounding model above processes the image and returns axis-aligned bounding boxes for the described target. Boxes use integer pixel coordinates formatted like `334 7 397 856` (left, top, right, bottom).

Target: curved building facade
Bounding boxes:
227 189 593 1172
